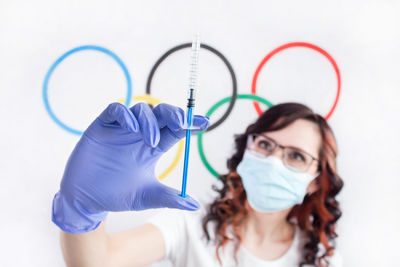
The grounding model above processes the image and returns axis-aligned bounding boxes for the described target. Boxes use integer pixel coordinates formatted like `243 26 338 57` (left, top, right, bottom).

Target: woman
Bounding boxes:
52 101 343 266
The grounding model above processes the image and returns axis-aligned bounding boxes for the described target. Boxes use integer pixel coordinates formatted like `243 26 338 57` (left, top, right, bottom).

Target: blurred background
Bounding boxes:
0 0 399 266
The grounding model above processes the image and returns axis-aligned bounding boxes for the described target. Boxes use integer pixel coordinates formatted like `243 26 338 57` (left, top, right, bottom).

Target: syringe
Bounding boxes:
180 33 200 198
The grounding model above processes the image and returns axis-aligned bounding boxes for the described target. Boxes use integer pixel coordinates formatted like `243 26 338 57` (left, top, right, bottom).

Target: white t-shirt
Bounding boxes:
146 204 342 267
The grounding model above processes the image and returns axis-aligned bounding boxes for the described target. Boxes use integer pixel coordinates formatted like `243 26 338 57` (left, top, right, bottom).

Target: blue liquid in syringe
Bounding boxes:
180 33 200 198
180 107 193 198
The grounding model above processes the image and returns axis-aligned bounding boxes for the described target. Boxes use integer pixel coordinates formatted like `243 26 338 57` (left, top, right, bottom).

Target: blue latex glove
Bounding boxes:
51 102 209 234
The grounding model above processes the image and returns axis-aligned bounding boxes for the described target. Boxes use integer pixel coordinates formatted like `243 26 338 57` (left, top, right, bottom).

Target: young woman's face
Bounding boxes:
261 118 321 193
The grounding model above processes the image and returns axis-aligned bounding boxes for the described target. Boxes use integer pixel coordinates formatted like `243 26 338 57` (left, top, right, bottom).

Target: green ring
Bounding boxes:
198 94 274 178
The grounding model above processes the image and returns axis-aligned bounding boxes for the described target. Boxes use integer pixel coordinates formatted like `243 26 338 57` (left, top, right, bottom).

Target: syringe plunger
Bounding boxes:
187 88 196 107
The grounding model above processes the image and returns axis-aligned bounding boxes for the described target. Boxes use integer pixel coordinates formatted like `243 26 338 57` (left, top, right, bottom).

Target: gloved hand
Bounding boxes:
51 102 209 234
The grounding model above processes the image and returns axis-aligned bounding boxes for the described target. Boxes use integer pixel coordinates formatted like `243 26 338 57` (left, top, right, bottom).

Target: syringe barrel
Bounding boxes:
187 33 199 109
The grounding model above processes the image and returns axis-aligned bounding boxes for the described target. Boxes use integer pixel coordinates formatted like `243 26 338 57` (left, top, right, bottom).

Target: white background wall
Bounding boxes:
1 0 399 266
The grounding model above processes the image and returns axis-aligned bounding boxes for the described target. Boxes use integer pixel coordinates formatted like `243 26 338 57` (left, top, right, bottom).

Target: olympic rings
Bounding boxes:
146 43 238 132
43 42 342 181
251 42 341 120
117 95 184 181
42 45 132 135
198 94 273 178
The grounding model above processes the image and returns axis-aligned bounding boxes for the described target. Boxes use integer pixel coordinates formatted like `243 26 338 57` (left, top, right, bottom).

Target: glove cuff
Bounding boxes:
51 192 108 234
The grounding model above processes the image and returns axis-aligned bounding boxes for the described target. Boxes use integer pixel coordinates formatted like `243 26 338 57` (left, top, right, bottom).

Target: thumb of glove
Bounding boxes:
135 182 200 211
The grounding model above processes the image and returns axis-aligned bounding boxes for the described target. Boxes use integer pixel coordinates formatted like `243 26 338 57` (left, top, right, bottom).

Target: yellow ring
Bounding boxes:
117 94 184 181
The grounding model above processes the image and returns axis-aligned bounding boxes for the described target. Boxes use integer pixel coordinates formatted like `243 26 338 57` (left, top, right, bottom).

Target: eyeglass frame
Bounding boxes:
246 133 320 173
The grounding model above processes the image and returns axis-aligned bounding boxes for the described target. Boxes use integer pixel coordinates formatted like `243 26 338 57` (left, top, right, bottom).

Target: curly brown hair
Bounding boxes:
202 103 343 266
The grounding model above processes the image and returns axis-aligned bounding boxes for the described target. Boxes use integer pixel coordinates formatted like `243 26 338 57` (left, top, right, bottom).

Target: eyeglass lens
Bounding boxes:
248 134 314 172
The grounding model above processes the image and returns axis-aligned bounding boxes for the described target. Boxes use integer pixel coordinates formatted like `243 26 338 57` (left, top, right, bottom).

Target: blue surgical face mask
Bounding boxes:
237 149 320 213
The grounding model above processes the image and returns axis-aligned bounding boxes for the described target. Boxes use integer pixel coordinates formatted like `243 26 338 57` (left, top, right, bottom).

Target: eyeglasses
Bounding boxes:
246 133 320 173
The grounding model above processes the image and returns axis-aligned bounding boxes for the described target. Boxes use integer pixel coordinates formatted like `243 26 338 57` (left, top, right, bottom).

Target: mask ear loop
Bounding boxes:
311 160 322 178
246 134 254 150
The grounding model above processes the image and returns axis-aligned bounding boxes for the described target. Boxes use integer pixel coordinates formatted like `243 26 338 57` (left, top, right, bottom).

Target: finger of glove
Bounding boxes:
142 183 200 211
191 115 210 133
153 104 209 134
153 104 209 151
130 102 161 148
98 102 138 132
159 115 210 152
155 115 210 152
153 103 185 131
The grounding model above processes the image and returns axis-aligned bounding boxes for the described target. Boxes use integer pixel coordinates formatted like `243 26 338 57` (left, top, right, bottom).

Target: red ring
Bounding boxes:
251 42 341 120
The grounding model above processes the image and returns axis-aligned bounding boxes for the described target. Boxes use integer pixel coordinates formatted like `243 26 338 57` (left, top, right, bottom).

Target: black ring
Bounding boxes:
146 43 237 133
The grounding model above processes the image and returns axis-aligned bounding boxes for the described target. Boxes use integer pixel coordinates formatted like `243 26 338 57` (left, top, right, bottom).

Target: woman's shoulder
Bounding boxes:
145 195 218 265
296 228 343 267
327 250 343 267
145 192 214 238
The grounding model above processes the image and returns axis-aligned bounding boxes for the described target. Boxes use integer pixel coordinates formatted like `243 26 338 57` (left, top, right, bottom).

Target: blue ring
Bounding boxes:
42 45 132 135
